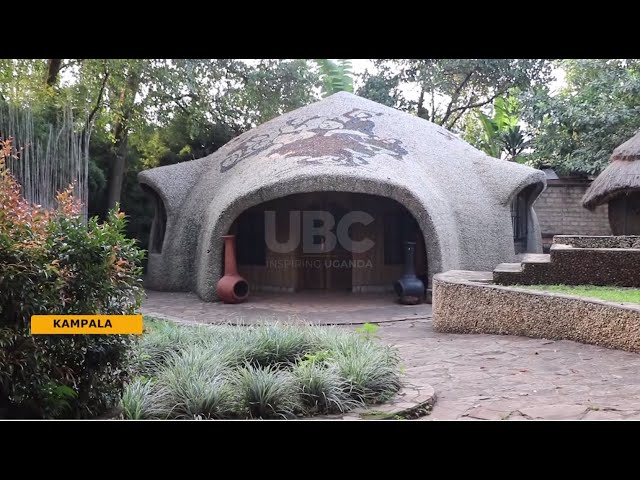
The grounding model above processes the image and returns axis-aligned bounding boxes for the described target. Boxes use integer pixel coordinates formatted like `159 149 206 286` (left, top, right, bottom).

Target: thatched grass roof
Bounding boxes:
582 131 640 210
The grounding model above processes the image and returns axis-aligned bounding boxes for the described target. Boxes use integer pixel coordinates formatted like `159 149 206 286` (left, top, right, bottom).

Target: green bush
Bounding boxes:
123 320 403 419
121 378 168 420
158 346 236 419
0 139 145 418
234 364 301 419
293 362 356 414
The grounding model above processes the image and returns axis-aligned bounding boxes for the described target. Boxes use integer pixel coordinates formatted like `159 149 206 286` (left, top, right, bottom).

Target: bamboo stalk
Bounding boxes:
0 102 90 220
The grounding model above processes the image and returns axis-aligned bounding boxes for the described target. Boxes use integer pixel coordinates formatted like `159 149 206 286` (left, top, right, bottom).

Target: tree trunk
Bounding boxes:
46 59 63 87
417 87 427 119
105 65 141 210
106 136 128 210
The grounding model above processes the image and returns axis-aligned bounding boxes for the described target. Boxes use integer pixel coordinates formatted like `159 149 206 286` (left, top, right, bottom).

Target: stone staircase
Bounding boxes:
493 235 640 287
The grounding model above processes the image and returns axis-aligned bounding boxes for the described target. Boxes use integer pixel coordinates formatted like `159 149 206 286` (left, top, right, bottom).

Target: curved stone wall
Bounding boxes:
433 270 640 353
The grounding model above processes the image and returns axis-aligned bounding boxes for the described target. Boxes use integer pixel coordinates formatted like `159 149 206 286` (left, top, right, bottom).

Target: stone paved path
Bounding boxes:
381 319 640 420
142 290 431 325
142 290 640 420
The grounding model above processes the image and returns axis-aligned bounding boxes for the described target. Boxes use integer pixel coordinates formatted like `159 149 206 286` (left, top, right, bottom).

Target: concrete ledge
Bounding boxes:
433 270 640 353
554 235 640 249
313 383 436 420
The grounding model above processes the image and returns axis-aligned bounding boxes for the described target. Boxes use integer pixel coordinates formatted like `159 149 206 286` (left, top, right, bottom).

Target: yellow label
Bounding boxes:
31 315 143 335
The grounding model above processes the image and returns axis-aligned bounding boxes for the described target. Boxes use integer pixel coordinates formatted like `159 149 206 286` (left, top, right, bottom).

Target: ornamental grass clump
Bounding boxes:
122 320 403 419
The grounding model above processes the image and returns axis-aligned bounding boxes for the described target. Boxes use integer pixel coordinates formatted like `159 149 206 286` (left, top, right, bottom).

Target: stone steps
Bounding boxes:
494 263 523 273
493 236 640 287
493 262 524 285
520 253 551 264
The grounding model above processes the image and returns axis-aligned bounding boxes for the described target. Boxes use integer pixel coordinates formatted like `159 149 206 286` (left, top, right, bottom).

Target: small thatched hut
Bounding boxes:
582 131 640 235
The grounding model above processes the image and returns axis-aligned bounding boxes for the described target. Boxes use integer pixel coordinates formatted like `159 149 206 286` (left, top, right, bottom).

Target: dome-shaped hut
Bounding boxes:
139 92 546 301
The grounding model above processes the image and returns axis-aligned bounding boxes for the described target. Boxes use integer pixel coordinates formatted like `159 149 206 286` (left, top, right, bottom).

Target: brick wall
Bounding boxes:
534 181 610 239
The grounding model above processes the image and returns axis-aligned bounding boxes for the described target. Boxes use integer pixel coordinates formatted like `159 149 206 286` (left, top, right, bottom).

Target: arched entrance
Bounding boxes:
228 192 427 293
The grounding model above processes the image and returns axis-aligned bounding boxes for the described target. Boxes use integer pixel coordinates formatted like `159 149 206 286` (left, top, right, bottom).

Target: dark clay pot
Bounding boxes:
393 241 424 305
216 235 249 304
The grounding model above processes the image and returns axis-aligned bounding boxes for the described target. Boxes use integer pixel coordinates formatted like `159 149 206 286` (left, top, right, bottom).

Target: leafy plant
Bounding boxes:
0 139 145 418
523 59 640 175
158 345 236 419
472 95 529 161
331 340 402 403
233 364 301 419
247 323 314 366
293 362 357 414
123 320 404 419
41 382 78 418
121 378 168 420
299 349 333 367
314 59 354 97
355 322 381 340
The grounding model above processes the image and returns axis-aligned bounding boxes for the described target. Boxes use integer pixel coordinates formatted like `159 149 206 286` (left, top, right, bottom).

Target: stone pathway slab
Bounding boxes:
142 290 640 420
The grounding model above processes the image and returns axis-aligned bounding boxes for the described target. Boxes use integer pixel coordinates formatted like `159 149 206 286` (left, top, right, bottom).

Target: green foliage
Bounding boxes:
121 378 167 420
123 319 403 419
523 59 640 175
293 362 356 414
299 349 333 366
355 322 381 339
0 59 322 232
228 59 321 127
314 59 354 96
44 383 79 418
234 364 301 419
248 323 314 365
158 346 236 419
357 59 551 130
466 94 529 161
328 335 402 403
0 147 145 418
357 65 408 108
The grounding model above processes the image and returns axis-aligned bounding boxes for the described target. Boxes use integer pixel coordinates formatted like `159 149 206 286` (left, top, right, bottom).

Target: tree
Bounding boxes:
0 59 323 245
357 63 409 109
357 59 551 131
523 59 640 175
45 59 63 87
104 60 143 209
100 59 322 207
223 59 321 128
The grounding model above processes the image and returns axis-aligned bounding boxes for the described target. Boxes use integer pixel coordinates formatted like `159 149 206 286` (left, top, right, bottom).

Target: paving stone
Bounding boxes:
582 410 626 420
464 406 510 420
143 290 640 421
518 405 588 420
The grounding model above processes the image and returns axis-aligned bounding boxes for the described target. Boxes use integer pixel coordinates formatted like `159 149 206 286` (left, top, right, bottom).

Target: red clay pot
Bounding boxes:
216 235 250 304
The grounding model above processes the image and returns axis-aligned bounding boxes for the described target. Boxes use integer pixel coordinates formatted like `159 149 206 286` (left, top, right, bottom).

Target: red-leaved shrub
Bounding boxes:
0 137 145 418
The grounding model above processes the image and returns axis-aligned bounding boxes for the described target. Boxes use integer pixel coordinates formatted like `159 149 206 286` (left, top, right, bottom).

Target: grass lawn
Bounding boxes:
520 285 640 304
120 318 402 420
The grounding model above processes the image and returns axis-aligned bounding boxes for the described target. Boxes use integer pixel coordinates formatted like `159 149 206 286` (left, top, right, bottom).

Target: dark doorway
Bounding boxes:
300 196 352 291
143 186 167 254
230 192 426 293
609 192 640 235
512 185 535 254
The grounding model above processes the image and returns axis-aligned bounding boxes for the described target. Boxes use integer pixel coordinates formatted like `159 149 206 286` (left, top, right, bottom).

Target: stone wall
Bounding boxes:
433 270 640 353
534 181 610 247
